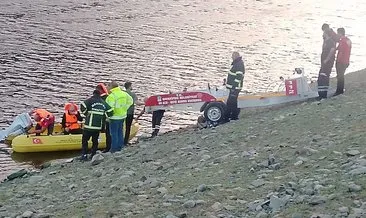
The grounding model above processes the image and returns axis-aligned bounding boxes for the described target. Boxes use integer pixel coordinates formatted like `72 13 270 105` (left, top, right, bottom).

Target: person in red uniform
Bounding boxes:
28 109 55 136
334 27 352 96
61 103 83 134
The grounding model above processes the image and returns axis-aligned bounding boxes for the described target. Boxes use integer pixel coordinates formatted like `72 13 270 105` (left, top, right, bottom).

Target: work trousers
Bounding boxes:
109 119 124 152
152 110 165 137
225 89 240 120
124 114 134 145
81 129 100 157
335 62 349 95
317 63 333 99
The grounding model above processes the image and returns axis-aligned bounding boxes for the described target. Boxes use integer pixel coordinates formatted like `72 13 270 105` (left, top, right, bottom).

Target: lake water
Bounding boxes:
1 0 366 181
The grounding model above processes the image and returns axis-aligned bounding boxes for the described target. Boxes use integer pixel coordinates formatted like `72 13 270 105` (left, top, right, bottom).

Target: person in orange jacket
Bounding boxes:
27 109 55 136
61 103 83 134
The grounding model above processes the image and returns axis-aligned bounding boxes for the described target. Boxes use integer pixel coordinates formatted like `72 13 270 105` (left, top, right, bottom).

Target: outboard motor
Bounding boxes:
0 113 32 141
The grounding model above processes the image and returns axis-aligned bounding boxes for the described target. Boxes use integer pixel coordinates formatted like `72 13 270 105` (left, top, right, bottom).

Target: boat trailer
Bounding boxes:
144 68 319 123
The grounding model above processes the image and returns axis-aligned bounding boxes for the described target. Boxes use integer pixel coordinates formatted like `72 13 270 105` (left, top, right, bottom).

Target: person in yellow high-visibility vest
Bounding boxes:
106 81 133 152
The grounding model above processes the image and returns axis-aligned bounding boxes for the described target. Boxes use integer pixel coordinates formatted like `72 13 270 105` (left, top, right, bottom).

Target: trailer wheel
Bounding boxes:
204 102 225 123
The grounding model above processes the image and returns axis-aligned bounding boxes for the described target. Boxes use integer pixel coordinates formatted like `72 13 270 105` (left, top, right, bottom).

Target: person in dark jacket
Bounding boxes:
96 83 112 153
317 29 336 99
225 51 245 121
80 90 113 160
124 81 137 145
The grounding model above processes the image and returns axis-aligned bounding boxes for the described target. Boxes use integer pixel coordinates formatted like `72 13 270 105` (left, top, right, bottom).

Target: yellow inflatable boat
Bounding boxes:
11 122 140 153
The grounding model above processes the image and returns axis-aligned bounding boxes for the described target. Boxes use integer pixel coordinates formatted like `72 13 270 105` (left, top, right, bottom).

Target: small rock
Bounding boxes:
177 212 187 218
348 167 366 176
163 202 172 207
64 158 74 163
211 202 223 211
166 215 178 218
114 155 124 161
294 160 304 166
180 189 189 195
197 184 208 192
149 180 161 188
93 171 102 178
195 200 205 205
228 196 237 200
310 214 332 218
309 196 327 205
69 184 77 190
157 187 168 194
7 169 27 180
156 165 164 170
201 155 211 161
269 195 286 211
259 160 269 168
346 150 361 156
21 210 34 218
247 200 260 211
348 183 362 192
338 206 349 214
137 194 149 199
40 162 51 169
268 154 275 165
48 171 57 175
353 200 362 207
291 213 304 218
350 208 365 217
34 213 51 218
223 205 235 210
251 179 265 188
256 211 268 218
333 151 342 155
269 163 281 170
29 176 44 184
124 170 136 176
91 154 104 166
183 200 196 208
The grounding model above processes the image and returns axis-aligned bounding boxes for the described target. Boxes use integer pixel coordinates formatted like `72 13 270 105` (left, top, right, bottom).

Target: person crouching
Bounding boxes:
27 109 55 136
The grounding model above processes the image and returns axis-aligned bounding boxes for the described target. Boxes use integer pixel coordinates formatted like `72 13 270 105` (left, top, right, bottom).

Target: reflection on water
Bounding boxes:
1 0 366 180
11 150 78 166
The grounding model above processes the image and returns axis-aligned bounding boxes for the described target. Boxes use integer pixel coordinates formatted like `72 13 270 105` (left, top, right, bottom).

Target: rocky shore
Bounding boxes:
1 69 366 218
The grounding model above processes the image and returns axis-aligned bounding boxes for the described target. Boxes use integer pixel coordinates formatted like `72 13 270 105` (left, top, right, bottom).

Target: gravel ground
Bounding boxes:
1 69 366 218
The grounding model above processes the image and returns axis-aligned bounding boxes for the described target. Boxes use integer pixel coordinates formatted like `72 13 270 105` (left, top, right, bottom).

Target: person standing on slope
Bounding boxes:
96 83 112 152
317 28 336 99
106 81 133 152
80 90 113 160
124 81 137 145
225 51 245 122
334 27 352 96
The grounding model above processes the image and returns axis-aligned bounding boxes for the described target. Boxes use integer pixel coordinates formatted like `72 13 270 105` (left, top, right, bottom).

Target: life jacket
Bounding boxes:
65 113 80 130
33 109 54 125
64 103 80 130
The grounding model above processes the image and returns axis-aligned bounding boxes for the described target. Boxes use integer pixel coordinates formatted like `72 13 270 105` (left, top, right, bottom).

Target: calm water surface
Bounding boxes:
1 0 366 180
